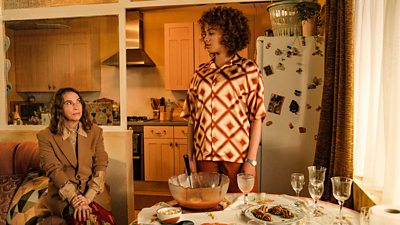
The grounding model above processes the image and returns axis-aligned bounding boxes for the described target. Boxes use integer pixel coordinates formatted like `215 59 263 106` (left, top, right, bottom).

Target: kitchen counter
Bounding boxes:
127 119 188 126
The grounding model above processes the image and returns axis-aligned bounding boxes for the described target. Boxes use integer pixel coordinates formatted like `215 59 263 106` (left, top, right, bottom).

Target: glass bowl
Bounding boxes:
168 172 229 210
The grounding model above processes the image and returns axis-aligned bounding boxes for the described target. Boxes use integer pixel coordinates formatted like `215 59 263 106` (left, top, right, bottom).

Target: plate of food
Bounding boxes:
243 204 305 224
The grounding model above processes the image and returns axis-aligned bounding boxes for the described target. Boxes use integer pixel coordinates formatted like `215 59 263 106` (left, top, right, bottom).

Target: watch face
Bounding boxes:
246 158 257 166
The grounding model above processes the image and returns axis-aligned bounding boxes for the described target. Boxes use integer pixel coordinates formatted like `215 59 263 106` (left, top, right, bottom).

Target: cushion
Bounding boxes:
0 174 24 225
6 171 49 225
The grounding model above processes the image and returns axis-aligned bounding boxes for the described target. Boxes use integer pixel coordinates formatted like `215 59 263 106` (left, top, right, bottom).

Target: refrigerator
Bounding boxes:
256 36 325 195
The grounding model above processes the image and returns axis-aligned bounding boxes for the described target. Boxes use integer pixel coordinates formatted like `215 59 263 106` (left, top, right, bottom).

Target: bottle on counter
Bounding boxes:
13 104 23 125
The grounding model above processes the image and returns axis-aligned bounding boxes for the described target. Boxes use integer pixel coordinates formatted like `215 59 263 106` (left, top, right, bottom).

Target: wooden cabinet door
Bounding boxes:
174 138 188 176
14 31 53 92
14 28 100 92
174 126 188 175
51 28 100 91
164 23 194 90
144 138 175 181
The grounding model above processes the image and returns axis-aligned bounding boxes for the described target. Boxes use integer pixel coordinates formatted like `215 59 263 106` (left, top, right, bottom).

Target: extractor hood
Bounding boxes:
103 11 155 67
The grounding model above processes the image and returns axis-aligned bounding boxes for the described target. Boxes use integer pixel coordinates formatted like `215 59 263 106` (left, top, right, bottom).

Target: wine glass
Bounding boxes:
290 173 305 205
237 173 254 207
307 166 326 216
308 181 324 216
331 177 353 225
308 166 327 185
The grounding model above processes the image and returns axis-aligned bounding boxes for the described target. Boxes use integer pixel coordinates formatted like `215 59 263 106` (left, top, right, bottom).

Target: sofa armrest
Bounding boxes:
0 142 40 175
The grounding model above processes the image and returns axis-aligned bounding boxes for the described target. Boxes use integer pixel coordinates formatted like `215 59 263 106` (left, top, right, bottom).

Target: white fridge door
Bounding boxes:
256 36 325 195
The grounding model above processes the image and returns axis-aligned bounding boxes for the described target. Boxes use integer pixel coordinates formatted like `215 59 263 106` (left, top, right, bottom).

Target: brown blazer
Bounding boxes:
37 124 112 216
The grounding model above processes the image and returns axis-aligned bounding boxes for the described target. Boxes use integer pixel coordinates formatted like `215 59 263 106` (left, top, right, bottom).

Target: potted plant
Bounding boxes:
295 1 321 36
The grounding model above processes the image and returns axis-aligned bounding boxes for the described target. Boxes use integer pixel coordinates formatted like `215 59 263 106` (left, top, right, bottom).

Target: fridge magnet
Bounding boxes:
292 47 300 56
266 121 273 126
294 90 301 96
306 104 312 109
263 65 274 76
296 68 303 74
312 46 324 56
277 62 285 71
265 42 271 49
275 48 283 56
301 37 306 46
286 51 292 58
299 127 307 133
289 122 294 129
308 76 323 89
316 106 322 111
289 100 300 114
267 93 285 115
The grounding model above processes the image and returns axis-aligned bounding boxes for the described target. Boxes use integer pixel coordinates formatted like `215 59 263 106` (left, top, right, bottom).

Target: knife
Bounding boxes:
183 154 192 188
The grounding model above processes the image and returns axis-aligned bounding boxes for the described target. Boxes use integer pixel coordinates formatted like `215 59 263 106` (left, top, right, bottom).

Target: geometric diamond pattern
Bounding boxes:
6 171 48 225
181 54 267 163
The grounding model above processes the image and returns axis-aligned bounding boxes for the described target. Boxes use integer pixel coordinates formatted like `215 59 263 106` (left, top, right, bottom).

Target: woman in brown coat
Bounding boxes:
37 87 114 224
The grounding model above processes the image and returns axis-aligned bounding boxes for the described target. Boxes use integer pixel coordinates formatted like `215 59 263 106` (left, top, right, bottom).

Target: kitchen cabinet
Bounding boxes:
14 27 100 92
144 126 188 181
164 23 194 91
164 23 248 91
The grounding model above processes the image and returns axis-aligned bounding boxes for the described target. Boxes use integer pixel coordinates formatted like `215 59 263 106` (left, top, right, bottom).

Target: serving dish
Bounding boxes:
243 204 305 225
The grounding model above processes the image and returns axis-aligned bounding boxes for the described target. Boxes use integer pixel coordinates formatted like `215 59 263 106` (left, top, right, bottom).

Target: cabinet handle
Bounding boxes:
48 85 51 90
133 156 140 160
175 142 178 148
169 142 173 148
53 85 56 90
152 130 167 136
181 130 188 135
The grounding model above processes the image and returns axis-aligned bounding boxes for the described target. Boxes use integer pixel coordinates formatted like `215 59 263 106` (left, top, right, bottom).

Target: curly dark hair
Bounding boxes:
198 6 250 56
49 87 92 135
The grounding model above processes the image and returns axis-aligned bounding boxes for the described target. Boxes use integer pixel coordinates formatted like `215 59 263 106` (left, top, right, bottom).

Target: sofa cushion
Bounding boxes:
0 174 24 225
6 171 49 225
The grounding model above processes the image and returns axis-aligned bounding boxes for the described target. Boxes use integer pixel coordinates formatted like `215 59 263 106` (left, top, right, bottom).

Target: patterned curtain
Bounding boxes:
313 0 354 207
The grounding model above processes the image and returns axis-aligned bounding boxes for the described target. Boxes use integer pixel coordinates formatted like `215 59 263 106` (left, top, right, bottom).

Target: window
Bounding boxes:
354 0 400 205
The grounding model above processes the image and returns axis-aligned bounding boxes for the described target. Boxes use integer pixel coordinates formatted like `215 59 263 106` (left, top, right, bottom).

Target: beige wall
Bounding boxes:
0 130 134 225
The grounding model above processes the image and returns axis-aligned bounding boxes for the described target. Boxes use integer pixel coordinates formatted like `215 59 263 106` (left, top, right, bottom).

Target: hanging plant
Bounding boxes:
295 2 321 21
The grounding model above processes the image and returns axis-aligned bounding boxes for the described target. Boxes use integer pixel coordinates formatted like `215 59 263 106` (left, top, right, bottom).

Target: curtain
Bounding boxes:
313 0 354 206
354 0 400 205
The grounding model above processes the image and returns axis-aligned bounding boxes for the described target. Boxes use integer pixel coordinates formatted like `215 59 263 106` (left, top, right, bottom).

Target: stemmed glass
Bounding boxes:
237 173 254 207
307 166 326 217
331 177 353 225
290 173 305 205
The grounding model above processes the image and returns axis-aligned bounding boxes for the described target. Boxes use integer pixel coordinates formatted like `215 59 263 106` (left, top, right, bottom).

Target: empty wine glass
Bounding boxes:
331 177 353 225
308 181 324 216
291 173 305 205
308 166 327 185
237 173 254 207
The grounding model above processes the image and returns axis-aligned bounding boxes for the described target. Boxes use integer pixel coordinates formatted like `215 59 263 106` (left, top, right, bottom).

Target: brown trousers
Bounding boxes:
197 160 258 193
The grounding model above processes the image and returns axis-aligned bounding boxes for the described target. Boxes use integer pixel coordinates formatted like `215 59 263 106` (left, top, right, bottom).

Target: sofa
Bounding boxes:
0 141 62 225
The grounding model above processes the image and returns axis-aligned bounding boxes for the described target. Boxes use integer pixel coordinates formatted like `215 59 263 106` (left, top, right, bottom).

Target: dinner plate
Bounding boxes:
243 204 305 225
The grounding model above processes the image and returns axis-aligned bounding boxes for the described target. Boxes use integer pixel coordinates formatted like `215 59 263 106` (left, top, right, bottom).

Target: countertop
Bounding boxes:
127 119 188 126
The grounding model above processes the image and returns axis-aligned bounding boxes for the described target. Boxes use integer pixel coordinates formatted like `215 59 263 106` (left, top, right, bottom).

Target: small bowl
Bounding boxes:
156 207 182 224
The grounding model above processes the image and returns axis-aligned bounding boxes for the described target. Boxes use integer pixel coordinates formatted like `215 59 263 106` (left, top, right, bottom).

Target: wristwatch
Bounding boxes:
244 158 257 167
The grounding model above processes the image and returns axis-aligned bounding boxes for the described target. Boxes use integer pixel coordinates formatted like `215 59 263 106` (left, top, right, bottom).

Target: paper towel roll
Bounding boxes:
370 205 400 225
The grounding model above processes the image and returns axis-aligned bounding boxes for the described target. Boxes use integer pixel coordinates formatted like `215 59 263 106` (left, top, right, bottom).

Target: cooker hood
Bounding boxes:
103 11 155 67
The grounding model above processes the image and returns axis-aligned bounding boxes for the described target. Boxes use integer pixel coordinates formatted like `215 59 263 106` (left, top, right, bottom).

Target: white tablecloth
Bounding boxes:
137 193 360 225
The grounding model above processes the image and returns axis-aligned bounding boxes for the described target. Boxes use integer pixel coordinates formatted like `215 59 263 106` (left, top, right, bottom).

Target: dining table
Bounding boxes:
136 193 360 225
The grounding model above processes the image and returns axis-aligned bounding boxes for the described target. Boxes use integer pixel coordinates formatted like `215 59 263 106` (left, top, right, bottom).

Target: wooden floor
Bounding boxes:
134 180 174 217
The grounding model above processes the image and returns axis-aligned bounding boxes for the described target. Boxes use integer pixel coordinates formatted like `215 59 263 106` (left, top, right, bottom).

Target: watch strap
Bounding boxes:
244 158 257 166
